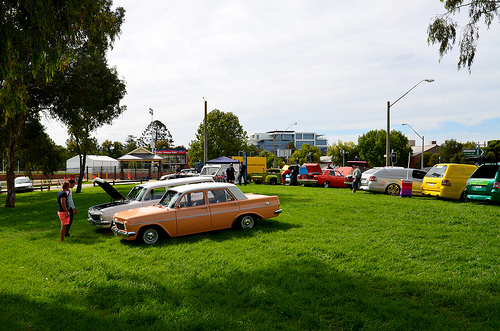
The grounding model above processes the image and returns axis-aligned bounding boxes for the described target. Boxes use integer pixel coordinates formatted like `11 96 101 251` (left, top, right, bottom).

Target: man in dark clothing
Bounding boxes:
226 163 235 183
238 161 247 186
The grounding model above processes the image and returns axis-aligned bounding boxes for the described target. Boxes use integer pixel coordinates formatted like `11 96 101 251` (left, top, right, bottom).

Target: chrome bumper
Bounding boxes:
111 226 136 238
87 217 112 228
274 209 283 214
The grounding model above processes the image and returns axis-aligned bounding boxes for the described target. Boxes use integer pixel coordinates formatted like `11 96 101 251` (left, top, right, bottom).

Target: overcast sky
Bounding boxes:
43 0 500 149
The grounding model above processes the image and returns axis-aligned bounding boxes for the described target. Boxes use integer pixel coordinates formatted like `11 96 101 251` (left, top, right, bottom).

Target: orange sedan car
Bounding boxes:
111 182 282 244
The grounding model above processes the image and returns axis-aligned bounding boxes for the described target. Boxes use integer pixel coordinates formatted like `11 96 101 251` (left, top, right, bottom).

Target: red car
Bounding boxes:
297 163 323 186
314 167 353 188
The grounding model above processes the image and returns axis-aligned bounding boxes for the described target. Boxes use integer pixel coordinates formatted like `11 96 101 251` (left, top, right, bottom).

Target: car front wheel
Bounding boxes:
239 215 255 229
386 183 400 196
141 227 160 244
323 181 330 188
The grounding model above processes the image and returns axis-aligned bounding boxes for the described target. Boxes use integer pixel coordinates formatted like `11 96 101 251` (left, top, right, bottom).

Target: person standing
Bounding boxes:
352 165 362 193
57 182 71 242
64 178 77 237
238 161 247 186
226 163 235 183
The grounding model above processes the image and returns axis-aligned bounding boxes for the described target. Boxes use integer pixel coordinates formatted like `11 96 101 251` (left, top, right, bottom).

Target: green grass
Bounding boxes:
1 184 499 330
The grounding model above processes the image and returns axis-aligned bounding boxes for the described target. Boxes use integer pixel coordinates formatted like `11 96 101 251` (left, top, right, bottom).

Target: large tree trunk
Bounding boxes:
76 151 86 194
4 116 24 208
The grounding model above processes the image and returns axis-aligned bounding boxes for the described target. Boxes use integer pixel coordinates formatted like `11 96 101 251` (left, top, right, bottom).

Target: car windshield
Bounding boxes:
126 186 146 201
15 178 31 184
200 167 219 176
425 165 447 178
158 190 181 208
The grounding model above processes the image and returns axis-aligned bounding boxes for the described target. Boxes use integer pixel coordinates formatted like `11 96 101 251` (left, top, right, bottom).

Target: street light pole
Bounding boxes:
386 79 434 166
402 123 424 170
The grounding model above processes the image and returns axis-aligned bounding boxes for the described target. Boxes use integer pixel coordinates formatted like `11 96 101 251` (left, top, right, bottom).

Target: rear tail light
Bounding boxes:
369 176 377 182
442 179 451 186
493 182 500 189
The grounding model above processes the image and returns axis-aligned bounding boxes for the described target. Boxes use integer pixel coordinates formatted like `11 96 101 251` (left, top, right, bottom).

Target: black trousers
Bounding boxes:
65 208 74 236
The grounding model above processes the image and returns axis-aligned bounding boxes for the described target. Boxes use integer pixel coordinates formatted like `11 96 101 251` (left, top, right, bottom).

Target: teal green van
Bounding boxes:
465 163 500 203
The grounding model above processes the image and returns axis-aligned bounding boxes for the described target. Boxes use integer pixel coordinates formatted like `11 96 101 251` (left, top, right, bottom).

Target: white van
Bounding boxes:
359 167 427 196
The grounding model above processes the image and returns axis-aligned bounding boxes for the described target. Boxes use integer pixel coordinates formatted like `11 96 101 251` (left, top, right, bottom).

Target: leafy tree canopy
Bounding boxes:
43 52 126 192
327 140 359 166
101 140 124 159
428 0 500 71
291 144 321 165
138 120 174 148
188 109 248 165
1 0 124 206
357 130 412 167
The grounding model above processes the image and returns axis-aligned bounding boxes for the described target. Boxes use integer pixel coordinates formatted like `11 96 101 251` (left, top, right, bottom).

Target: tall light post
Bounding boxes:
402 123 424 169
273 122 297 168
386 79 434 166
149 108 155 153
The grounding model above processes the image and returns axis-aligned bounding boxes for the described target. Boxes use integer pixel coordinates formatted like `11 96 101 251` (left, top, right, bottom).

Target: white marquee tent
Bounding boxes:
66 155 119 174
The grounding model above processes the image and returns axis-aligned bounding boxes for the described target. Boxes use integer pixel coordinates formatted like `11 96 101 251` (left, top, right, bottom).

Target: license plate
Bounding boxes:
428 183 435 186
473 185 485 191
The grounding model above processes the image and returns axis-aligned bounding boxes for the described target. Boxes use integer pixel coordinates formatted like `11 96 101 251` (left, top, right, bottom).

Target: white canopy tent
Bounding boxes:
66 155 119 174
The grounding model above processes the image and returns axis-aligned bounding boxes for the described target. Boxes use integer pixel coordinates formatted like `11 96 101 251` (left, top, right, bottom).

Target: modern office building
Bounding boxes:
248 131 329 156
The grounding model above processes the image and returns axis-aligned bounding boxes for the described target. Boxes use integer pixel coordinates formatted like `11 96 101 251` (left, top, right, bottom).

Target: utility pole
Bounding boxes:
203 98 208 164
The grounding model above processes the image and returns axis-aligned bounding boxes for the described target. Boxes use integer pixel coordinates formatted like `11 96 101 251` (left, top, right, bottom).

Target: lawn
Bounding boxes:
0 183 498 330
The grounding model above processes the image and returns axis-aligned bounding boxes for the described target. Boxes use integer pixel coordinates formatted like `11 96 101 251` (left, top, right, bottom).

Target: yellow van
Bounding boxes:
421 163 477 200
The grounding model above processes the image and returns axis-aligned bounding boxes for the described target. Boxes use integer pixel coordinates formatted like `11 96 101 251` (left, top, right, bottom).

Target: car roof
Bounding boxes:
141 176 213 188
94 176 215 200
168 182 248 200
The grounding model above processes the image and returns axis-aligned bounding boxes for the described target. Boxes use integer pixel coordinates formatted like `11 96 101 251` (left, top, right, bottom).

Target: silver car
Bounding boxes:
88 176 214 228
359 167 427 196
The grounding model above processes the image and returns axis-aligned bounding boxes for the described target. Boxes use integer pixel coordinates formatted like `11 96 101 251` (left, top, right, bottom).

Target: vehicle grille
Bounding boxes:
90 214 102 221
115 221 126 231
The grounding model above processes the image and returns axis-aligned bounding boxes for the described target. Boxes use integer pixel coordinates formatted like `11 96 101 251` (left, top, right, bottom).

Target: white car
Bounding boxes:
14 176 34 192
359 167 427 196
87 176 214 228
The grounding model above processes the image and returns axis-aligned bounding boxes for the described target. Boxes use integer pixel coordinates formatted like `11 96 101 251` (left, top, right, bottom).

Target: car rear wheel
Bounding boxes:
386 183 400 196
323 181 330 188
141 227 160 244
239 215 255 229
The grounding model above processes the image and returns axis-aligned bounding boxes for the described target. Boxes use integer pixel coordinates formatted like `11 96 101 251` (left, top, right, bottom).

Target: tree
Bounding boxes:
124 135 138 154
188 109 248 164
138 120 174 148
438 140 481 164
327 140 358 166
101 140 124 159
428 1 500 71
291 144 321 165
357 130 412 167
16 116 66 177
485 140 500 162
44 52 126 193
1 0 124 207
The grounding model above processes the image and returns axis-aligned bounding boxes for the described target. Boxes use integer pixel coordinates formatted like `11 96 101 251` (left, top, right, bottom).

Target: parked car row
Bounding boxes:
291 161 500 203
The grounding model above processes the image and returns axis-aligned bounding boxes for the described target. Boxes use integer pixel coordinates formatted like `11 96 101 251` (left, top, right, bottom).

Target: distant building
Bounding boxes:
408 140 441 168
248 131 328 156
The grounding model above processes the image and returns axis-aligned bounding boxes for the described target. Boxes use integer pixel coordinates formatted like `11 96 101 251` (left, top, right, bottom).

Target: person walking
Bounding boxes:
64 178 77 237
238 161 247 186
57 182 71 242
352 165 362 193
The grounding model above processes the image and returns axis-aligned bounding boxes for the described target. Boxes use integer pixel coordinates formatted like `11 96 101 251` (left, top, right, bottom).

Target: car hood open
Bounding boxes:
94 177 126 201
